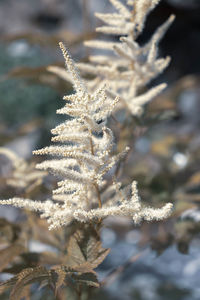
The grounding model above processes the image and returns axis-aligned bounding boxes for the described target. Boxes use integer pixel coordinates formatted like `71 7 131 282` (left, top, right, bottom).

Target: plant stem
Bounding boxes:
94 183 102 208
101 249 148 286
89 132 102 208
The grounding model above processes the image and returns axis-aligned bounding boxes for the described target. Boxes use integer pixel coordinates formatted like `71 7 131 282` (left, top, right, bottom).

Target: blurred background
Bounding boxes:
0 0 200 299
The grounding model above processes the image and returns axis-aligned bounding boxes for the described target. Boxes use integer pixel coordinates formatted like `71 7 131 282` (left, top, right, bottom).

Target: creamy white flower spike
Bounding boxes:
76 0 175 116
0 43 172 229
48 1 174 116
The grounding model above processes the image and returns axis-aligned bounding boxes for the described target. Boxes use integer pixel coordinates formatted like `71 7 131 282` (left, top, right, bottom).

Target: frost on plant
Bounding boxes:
0 43 172 230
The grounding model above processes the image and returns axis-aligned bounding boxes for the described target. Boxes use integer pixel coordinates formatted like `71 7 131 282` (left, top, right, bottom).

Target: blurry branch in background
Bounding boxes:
1 30 95 49
0 148 47 196
101 248 148 286
82 0 92 58
78 0 175 116
82 0 91 33
1 64 72 94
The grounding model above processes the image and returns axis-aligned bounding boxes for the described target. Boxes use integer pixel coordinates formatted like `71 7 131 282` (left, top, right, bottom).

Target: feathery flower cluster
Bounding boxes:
0 148 46 191
76 0 175 115
0 43 172 229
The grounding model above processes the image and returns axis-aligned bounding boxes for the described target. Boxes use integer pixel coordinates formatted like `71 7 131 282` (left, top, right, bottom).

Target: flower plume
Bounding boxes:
76 0 175 115
0 43 172 229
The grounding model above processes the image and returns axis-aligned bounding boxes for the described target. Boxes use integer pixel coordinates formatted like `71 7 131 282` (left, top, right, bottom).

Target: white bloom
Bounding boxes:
0 43 172 229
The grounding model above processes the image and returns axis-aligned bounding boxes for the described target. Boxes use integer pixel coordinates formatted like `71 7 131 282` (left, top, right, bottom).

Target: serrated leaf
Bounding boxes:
55 270 66 295
65 225 110 271
3 264 30 275
50 266 100 292
73 272 99 288
0 276 18 294
9 266 50 300
50 268 68 295
49 266 79 294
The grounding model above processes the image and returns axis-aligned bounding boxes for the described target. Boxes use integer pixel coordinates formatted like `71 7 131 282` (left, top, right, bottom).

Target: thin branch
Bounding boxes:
101 248 149 286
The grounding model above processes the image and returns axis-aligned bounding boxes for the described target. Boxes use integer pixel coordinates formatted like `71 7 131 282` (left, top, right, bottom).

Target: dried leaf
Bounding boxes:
0 243 25 272
50 266 78 294
0 276 18 294
52 268 66 295
21 251 62 266
65 226 110 271
50 266 99 291
9 266 50 300
0 219 20 244
72 272 99 288
28 214 61 249
3 251 62 275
